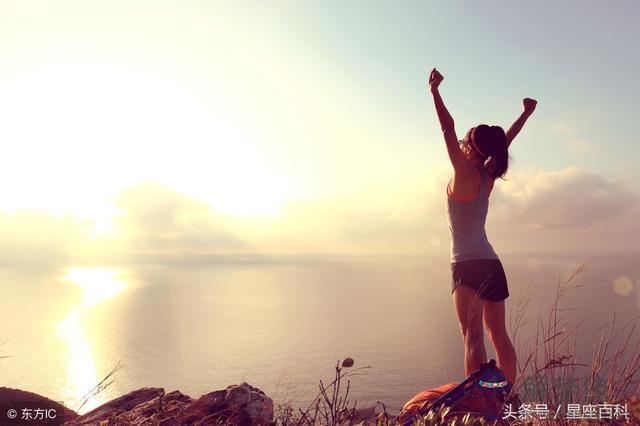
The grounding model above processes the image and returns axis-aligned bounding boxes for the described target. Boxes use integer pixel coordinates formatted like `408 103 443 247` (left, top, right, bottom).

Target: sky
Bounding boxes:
0 0 638 267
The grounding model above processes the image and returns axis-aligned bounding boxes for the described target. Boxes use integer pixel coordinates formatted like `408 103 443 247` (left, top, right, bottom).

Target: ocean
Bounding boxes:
1 252 638 414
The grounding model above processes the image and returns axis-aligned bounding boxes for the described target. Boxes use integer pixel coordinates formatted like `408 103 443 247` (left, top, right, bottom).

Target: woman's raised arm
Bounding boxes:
505 98 537 148
429 68 467 172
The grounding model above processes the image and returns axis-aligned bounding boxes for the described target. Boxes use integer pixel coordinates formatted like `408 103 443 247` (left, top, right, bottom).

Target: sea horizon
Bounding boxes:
2 251 638 414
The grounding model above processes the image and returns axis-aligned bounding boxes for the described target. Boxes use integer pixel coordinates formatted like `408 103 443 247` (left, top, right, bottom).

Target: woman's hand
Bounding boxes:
523 98 537 115
429 68 444 92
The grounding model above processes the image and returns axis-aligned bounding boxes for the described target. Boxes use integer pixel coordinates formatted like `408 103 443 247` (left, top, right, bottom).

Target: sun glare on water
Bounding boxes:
62 267 128 307
56 267 130 411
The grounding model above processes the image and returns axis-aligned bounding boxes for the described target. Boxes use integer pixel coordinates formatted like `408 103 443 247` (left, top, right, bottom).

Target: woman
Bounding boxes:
428 67 537 385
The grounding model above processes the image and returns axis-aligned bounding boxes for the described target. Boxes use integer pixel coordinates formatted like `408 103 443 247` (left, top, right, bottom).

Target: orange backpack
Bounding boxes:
398 360 511 425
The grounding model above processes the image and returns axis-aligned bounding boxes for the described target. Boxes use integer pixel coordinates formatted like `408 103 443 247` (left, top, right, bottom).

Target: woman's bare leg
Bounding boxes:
483 299 517 384
453 285 487 376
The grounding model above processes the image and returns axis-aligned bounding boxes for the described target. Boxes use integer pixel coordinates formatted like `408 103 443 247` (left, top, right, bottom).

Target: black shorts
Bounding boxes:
451 258 509 302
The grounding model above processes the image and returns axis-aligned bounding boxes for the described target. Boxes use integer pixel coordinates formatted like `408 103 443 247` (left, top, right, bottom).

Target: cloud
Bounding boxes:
490 167 638 230
0 210 90 269
113 183 248 257
0 168 636 267
482 167 640 256
0 183 250 269
272 168 453 254
279 165 640 257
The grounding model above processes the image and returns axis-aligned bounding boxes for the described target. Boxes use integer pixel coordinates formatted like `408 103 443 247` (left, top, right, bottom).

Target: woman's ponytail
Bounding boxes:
486 126 509 179
474 125 509 179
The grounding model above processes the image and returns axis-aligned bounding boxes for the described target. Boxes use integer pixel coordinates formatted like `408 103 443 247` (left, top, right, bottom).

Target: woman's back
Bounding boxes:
446 169 499 263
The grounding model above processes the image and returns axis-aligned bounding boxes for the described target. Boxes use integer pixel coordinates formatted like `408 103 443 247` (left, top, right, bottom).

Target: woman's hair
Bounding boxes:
470 124 510 179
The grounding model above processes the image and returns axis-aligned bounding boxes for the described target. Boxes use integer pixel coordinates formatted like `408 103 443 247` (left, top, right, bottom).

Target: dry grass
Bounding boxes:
273 357 399 425
277 262 640 425
294 358 373 426
507 261 640 425
75 360 122 413
0 336 14 363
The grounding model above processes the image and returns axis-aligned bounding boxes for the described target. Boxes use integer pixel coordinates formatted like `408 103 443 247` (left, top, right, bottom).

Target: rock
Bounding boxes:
64 387 165 425
108 390 193 426
60 382 273 425
154 390 195 423
0 387 78 425
173 382 274 425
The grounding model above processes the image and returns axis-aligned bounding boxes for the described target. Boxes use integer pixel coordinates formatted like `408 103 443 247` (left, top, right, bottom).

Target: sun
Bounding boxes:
0 60 297 224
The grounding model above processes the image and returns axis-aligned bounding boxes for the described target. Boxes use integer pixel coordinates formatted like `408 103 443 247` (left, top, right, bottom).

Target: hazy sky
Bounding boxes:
0 0 638 265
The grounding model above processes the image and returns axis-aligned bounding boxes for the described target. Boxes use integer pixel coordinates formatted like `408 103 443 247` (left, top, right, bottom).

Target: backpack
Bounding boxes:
398 359 512 425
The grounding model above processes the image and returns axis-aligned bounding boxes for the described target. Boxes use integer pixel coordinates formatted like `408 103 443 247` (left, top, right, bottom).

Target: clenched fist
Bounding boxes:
523 98 537 115
429 68 444 92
